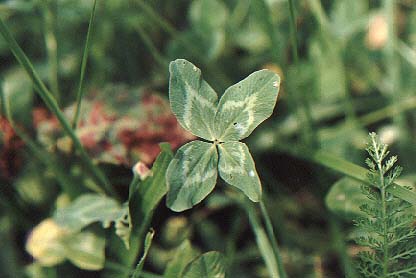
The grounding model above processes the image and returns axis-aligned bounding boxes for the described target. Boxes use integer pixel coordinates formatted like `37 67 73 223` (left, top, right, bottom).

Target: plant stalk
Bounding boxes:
287 0 317 148
260 200 287 278
0 17 116 198
244 200 280 278
41 0 60 104
72 0 97 129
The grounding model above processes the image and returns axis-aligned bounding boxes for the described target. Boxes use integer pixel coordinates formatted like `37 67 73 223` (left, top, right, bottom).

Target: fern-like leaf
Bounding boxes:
354 133 416 277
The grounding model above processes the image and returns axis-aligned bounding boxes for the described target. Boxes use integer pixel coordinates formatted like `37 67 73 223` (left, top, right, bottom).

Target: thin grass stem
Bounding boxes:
287 0 317 147
41 0 60 103
260 200 287 278
0 82 84 197
135 24 168 68
383 0 407 136
288 0 299 64
134 0 232 88
72 0 97 129
0 17 116 198
243 199 280 278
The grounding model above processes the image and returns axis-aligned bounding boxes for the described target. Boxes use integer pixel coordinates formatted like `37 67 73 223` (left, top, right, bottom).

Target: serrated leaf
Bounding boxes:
218 142 261 202
54 194 121 232
164 240 200 278
214 70 280 141
182 251 226 278
169 59 218 141
166 140 218 212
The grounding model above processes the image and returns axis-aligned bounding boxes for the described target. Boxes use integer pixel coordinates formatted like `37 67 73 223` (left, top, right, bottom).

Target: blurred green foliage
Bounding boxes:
0 0 416 277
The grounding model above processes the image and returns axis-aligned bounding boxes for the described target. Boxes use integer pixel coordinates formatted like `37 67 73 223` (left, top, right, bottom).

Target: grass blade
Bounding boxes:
72 0 97 129
286 0 316 147
260 200 287 278
244 200 280 278
0 16 116 197
135 24 168 69
0 82 81 198
40 0 60 103
287 0 299 63
312 150 416 205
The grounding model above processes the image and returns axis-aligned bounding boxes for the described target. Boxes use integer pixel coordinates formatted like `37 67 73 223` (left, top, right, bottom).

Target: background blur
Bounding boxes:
0 0 416 277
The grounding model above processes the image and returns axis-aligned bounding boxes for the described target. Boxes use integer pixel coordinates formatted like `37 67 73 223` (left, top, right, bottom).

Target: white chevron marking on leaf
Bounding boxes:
220 94 257 137
183 82 217 128
218 143 246 174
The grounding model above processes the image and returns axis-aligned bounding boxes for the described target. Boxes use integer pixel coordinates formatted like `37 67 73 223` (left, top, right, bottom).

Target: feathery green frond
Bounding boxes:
354 133 416 278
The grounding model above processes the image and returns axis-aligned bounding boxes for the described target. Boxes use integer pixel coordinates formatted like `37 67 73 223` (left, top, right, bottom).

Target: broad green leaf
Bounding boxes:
218 142 261 202
129 143 173 237
63 232 105 270
115 143 172 268
325 177 367 219
166 140 218 212
182 251 226 278
54 194 121 232
164 240 200 278
214 69 280 141
131 229 154 278
169 59 218 141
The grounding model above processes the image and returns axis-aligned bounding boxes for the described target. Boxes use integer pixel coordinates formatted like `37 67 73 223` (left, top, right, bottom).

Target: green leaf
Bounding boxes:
125 143 172 266
131 229 154 278
325 177 367 219
63 232 105 271
72 0 98 129
25 218 105 271
164 240 200 278
182 251 226 278
169 59 218 141
0 17 114 196
218 142 261 202
54 194 121 232
25 219 67 267
214 69 280 141
166 140 218 212
245 201 280 278
129 143 173 235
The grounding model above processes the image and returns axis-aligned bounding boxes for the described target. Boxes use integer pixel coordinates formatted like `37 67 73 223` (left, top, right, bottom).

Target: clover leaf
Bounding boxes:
166 59 280 212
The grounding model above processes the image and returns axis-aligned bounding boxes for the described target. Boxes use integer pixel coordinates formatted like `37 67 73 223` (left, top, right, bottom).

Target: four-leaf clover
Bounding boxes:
166 59 280 212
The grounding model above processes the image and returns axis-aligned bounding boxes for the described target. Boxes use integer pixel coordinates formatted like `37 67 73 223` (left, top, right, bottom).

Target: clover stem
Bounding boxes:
259 200 288 278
